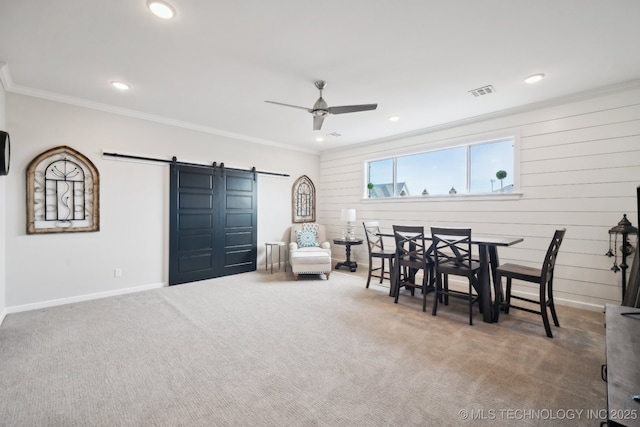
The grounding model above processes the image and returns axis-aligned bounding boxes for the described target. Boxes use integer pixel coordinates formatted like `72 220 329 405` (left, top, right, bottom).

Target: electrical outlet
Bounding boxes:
114 268 122 277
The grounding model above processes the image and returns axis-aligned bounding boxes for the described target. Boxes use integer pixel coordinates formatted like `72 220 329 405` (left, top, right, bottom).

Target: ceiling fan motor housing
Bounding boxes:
312 98 329 117
265 79 377 130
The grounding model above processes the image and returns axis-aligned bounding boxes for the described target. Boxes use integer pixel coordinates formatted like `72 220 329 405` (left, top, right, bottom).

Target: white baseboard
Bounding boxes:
368 264 608 313
6 282 166 314
0 307 7 326
510 290 605 313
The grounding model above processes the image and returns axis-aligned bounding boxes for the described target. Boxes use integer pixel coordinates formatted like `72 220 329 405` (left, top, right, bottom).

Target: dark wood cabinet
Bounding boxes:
603 304 640 427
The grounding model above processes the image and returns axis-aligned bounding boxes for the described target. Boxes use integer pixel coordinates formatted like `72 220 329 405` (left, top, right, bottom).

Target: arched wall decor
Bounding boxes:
292 175 315 223
27 146 100 234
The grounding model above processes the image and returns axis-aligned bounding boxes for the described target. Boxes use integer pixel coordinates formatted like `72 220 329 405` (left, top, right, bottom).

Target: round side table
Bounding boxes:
333 238 363 272
265 241 286 273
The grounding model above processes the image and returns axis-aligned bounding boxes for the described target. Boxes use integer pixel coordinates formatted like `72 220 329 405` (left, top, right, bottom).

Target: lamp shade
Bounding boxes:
609 214 638 235
340 208 356 222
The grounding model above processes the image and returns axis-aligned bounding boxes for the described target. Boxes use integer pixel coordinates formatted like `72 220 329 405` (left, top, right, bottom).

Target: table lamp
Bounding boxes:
341 208 357 240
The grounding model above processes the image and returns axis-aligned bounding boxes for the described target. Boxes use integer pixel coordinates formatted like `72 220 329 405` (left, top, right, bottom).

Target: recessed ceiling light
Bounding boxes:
524 73 545 84
147 0 176 19
388 115 400 122
111 81 130 90
315 136 324 142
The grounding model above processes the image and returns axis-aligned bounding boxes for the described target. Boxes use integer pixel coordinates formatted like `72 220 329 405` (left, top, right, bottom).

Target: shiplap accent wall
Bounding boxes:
318 83 640 311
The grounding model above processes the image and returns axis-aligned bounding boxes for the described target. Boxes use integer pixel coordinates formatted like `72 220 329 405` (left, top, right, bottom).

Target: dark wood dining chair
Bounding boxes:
362 221 396 288
392 225 435 311
431 227 481 325
496 229 566 338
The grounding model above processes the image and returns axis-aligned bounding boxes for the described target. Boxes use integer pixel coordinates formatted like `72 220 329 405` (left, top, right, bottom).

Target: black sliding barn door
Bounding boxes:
219 168 257 276
169 164 256 285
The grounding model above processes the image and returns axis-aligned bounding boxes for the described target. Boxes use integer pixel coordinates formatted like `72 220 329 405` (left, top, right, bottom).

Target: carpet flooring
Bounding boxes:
0 270 607 426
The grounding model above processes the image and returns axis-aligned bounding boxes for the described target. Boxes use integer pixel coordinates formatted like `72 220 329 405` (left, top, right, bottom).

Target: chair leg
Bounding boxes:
422 274 429 312
468 280 473 326
366 257 373 288
504 277 512 314
380 259 385 284
394 267 401 304
443 275 449 305
436 273 443 303
548 280 560 327
541 307 553 338
495 272 503 312
550 303 560 327
540 282 553 338
429 265 436 289
432 274 440 316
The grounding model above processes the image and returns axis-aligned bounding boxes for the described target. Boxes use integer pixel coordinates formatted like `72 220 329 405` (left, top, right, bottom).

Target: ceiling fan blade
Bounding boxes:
313 116 324 131
327 104 377 115
265 100 311 112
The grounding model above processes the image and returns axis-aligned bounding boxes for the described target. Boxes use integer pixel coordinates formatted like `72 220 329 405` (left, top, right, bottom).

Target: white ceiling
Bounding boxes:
1 0 639 153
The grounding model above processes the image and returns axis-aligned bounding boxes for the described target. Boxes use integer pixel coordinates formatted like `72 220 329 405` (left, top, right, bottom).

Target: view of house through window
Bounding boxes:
367 138 514 198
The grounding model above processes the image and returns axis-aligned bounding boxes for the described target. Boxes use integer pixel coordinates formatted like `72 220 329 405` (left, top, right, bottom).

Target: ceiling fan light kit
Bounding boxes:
265 80 377 131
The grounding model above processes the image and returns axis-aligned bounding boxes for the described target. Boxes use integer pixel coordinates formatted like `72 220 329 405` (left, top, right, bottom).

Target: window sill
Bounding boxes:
362 192 523 202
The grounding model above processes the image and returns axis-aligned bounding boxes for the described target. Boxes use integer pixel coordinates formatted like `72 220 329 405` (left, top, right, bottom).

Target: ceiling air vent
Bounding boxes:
327 132 341 137
469 85 496 97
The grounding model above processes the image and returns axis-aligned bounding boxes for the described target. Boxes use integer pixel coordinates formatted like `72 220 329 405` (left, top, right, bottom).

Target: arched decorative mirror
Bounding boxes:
26 146 100 234
292 175 315 223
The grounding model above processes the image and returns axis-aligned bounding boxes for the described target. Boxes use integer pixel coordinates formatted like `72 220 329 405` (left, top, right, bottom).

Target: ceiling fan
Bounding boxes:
265 80 377 130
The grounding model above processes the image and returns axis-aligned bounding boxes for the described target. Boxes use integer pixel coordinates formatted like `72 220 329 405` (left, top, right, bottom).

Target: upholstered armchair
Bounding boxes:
289 223 332 280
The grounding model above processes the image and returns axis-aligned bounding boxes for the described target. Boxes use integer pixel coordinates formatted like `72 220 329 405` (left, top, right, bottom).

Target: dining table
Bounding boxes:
378 230 523 323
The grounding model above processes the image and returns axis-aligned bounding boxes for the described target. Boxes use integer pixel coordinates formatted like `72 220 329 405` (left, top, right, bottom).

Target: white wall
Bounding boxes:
5 93 319 309
5 84 639 313
318 83 640 311
0 80 7 324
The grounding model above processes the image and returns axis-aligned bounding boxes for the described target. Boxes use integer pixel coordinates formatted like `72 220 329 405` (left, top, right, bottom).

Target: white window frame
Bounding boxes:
364 132 522 201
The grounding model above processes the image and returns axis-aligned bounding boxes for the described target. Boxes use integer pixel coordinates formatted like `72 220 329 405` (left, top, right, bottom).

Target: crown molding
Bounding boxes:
332 78 640 153
0 62 13 91
0 63 319 155
3 61 637 157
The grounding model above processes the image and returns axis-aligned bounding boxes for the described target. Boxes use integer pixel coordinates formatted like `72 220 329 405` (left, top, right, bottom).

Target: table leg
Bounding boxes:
489 246 502 322
477 244 493 323
335 243 358 272
270 245 274 274
266 243 286 274
389 257 397 297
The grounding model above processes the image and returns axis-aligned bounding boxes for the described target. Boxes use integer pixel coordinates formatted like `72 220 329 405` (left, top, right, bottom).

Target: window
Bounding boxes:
367 158 394 197
470 139 514 193
366 137 514 198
